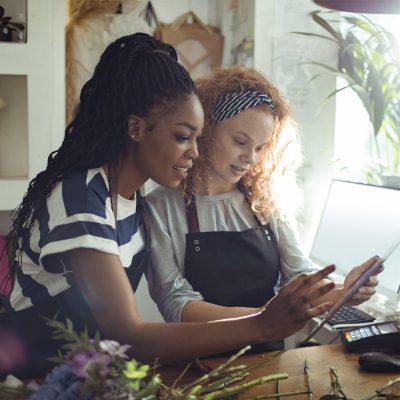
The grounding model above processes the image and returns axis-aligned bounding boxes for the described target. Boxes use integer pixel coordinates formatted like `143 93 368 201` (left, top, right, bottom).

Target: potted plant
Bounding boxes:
296 11 400 187
0 5 25 42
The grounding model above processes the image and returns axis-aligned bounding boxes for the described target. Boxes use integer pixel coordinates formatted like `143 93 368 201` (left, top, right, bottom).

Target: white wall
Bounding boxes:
252 0 338 252
151 0 209 24
0 212 11 236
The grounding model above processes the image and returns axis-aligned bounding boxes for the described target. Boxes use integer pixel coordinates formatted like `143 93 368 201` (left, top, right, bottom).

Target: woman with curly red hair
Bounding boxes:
146 66 379 353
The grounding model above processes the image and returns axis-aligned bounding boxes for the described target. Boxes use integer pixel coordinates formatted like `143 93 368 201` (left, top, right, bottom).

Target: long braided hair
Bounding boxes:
5 32 196 280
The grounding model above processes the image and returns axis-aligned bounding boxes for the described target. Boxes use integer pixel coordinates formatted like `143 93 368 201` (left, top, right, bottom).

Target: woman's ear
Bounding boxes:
127 115 145 143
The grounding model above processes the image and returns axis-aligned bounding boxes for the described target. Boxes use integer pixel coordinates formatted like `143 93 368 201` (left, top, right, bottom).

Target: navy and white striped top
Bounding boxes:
4 168 146 312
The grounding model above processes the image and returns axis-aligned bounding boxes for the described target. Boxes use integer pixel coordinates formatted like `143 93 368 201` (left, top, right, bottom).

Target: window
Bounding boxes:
334 14 400 184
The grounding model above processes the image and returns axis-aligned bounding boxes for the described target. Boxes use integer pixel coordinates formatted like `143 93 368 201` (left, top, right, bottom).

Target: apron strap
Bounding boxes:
237 181 266 226
186 195 200 233
184 193 266 233
253 211 266 227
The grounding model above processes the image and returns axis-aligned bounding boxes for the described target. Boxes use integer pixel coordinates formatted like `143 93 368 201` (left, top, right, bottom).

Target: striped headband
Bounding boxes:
213 90 276 123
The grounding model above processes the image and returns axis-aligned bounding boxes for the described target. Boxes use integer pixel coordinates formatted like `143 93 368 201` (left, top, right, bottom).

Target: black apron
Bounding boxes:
184 195 284 354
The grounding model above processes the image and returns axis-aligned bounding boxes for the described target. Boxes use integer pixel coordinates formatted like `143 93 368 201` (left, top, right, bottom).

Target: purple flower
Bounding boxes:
28 364 91 400
70 351 111 378
42 364 76 387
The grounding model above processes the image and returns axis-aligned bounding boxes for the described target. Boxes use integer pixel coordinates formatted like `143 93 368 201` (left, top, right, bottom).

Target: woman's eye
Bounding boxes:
175 135 190 143
234 139 246 146
256 146 265 152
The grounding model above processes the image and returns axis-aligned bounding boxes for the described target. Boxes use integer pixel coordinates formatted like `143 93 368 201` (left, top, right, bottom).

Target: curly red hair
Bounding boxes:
184 66 303 221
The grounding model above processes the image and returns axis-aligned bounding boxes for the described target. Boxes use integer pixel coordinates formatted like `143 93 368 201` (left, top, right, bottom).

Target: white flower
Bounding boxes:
99 339 131 359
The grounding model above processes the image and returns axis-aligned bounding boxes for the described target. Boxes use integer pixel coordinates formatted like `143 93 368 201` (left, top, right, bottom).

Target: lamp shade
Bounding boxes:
312 0 400 14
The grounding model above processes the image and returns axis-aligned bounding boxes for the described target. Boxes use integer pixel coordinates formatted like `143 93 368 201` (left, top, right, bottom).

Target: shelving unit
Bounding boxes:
0 0 66 210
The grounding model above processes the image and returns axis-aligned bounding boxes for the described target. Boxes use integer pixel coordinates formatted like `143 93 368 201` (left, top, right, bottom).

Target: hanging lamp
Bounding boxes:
312 0 400 14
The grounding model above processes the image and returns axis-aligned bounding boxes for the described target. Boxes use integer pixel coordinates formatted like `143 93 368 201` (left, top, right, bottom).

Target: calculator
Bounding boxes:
341 321 400 352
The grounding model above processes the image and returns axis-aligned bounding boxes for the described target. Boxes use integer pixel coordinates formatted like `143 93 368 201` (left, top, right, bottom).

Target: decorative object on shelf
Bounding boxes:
154 11 224 79
139 1 158 29
66 0 147 123
0 5 25 42
296 11 400 187
232 39 254 68
313 0 400 14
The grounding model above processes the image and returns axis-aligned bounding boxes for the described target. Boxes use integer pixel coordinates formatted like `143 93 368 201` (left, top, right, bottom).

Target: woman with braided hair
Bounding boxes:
1 34 336 379
146 66 380 354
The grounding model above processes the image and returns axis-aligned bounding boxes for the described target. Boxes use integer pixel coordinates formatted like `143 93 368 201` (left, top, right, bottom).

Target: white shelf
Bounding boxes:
0 43 30 74
0 0 66 211
0 74 28 179
0 181 30 210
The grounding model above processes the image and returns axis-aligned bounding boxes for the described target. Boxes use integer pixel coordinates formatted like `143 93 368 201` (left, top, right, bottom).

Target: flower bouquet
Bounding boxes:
1 318 400 399
0 318 291 400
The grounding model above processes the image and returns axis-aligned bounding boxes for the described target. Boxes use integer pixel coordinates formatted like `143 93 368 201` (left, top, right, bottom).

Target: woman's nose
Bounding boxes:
241 148 256 165
187 140 199 160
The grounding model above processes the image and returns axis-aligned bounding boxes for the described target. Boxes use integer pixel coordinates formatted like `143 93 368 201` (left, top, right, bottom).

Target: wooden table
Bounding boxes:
162 345 400 399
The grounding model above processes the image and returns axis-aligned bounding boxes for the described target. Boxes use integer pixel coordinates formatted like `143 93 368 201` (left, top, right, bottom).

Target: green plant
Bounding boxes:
1 317 400 399
296 10 400 178
0 6 25 41
0 318 294 399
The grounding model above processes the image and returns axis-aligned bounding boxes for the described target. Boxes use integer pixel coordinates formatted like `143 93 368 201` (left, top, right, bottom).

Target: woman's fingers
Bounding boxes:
262 274 337 340
278 266 336 318
364 275 379 286
307 281 335 304
344 257 383 304
361 256 379 269
346 258 382 300
264 266 337 337
283 281 336 323
306 264 336 284
294 281 336 321
286 264 336 292
306 301 334 319
352 285 377 299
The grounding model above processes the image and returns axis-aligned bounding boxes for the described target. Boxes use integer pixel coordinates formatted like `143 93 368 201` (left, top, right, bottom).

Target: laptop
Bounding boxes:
308 179 400 326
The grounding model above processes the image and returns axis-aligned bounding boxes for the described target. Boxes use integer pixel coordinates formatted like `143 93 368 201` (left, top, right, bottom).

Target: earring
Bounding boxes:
129 128 139 141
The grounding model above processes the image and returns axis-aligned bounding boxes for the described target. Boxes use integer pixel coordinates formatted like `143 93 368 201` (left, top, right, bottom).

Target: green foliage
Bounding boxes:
0 317 292 400
1 317 400 400
295 10 400 175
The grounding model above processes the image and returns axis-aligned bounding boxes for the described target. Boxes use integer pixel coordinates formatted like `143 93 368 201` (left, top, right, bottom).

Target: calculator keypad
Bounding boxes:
351 327 373 340
345 327 373 342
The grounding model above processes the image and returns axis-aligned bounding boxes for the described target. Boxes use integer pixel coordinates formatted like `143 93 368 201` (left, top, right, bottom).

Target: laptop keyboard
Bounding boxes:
327 306 375 326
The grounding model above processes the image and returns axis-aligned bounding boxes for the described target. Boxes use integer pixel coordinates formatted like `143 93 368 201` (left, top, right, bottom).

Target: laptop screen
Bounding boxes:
309 180 400 294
